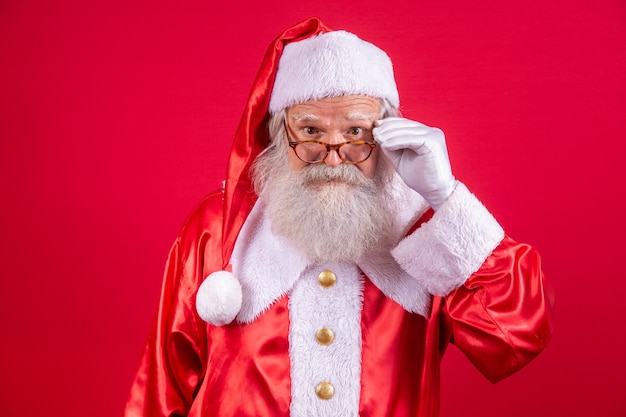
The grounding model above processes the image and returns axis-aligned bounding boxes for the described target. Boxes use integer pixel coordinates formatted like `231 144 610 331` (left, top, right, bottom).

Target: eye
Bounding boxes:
348 127 363 136
303 126 318 135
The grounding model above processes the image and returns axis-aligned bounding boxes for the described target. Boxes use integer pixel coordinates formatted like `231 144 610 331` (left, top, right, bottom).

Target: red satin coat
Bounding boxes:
124 190 555 417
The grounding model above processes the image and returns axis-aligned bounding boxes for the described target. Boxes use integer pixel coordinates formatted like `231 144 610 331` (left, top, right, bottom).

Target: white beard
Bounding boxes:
260 161 397 263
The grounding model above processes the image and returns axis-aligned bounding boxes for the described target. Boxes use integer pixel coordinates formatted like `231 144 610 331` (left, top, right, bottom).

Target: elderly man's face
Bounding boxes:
284 95 381 179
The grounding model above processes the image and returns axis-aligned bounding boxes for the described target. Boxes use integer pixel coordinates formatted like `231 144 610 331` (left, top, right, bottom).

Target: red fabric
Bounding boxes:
190 297 292 416
123 191 554 417
445 236 555 383
221 17 332 269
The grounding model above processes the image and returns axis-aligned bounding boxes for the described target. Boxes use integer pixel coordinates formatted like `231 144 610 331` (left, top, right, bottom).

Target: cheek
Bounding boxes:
288 147 309 172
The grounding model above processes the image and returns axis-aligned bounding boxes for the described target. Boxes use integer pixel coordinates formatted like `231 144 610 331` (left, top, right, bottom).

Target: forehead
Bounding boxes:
287 95 381 122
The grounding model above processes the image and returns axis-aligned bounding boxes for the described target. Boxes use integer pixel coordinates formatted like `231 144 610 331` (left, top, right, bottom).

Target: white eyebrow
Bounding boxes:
291 113 319 122
290 112 377 122
345 111 378 121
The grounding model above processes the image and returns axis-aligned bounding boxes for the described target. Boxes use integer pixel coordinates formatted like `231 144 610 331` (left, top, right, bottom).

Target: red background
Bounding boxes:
1 1 625 416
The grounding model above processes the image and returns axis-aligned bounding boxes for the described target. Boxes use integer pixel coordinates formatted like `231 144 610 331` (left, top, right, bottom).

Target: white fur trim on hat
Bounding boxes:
269 31 399 114
196 270 242 326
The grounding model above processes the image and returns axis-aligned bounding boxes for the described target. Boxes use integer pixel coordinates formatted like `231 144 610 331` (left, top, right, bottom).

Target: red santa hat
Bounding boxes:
196 17 400 326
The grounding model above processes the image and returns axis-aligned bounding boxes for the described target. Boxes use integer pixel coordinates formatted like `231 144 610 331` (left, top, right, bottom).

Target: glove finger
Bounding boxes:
374 125 439 144
377 128 445 151
378 134 427 152
374 118 428 137
374 125 442 145
375 117 429 129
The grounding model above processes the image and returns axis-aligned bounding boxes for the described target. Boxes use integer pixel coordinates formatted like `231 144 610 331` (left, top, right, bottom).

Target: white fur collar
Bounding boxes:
231 185 431 323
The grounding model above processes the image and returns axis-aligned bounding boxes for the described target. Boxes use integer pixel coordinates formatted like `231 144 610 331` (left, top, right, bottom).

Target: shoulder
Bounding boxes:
179 189 225 240
174 189 225 273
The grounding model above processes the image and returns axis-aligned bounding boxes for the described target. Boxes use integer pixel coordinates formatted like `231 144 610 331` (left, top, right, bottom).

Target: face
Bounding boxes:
284 95 382 179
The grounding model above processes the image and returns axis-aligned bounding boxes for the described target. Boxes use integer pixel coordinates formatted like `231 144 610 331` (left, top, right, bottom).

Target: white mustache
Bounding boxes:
298 164 369 187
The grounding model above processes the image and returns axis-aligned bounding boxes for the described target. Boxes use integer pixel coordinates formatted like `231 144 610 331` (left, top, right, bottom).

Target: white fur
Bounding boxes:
269 31 399 114
391 182 505 296
358 183 432 316
231 200 308 323
231 190 432 323
359 250 431 316
195 270 242 326
288 262 364 417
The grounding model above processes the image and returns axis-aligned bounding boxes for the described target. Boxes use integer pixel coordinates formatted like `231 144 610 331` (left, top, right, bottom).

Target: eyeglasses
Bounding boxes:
284 121 377 164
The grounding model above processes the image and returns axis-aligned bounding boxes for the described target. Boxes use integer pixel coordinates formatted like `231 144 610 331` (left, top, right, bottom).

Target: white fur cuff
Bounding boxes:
196 270 242 326
391 183 504 296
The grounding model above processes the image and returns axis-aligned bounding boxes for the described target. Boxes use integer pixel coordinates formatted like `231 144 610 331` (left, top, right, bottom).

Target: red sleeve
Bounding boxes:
443 235 555 383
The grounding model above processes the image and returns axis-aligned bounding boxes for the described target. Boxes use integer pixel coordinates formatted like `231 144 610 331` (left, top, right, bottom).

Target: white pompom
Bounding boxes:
195 270 242 326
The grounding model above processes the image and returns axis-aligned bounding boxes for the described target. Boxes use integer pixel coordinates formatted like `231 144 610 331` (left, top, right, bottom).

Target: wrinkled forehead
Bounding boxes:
286 95 382 123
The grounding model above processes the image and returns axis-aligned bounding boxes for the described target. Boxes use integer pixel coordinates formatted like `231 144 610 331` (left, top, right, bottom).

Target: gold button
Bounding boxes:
316 327 335 345
317 270 336 288
315 381 335 400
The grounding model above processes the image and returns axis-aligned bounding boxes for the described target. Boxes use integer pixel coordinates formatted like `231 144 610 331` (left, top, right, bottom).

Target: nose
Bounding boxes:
324 149 343 167
324 131 344 167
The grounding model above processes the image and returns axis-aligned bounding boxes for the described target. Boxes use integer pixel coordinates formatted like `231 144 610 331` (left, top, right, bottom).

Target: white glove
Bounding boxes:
373 117 456 210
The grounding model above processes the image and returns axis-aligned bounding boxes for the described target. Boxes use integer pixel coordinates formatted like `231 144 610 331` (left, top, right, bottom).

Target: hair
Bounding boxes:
252 98 400 195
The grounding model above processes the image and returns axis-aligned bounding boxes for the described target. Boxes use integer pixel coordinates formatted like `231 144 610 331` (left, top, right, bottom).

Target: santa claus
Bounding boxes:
124 17 554 417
